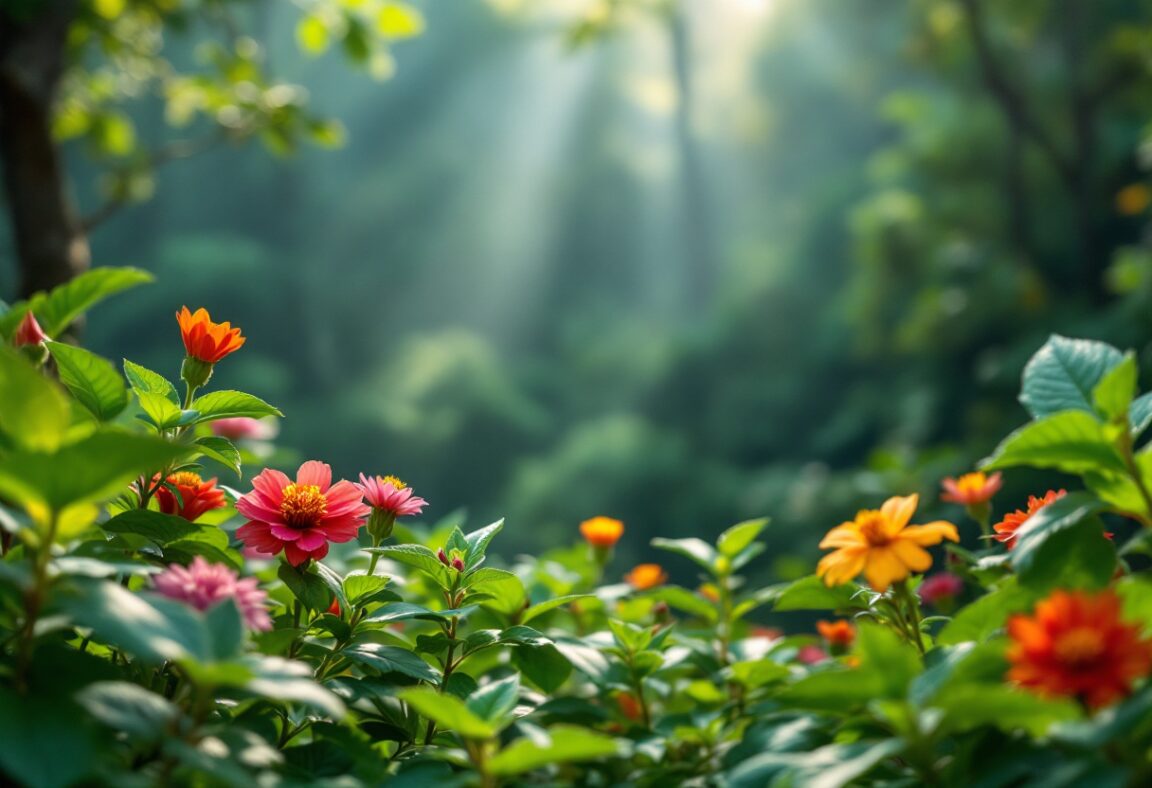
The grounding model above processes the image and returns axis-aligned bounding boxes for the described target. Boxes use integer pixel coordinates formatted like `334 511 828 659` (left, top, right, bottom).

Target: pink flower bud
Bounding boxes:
451 557 465 572
13 312 47 347
437 548 450 566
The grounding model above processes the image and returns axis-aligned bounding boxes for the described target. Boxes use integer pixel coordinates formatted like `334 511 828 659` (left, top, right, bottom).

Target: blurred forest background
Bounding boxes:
3 0 1152 583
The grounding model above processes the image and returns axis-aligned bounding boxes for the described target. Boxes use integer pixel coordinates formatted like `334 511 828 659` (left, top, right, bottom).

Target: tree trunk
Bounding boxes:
0 0 88 300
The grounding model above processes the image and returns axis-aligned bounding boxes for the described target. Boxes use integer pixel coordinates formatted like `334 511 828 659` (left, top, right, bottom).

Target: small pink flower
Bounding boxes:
357 474 426 517
797 644 827 665
153 556 272 632
236 461 371 566
13 312 48 347
211 417 276 441
919 572 964 606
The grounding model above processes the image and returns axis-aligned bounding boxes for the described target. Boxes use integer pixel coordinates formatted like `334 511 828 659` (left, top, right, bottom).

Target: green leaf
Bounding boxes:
75 681 179 742
61 580 204 663
717 518 769 557
1092 353 1137 422
136 391 185 430
468 568 526 615
1130 392 1152 436
243 657 346 717
465 674 519 724
499 625 553 648
0 689 99 788
363 602 450 624
488 725 618 776
981 410 1126 474
855 623 921 697
521 593 595 625
647 586 717 621
101 508 204 544
650 536 718 571
123 359 179 403
1010 492 1116 591
464 518 504 564
1115 575 1152 633
190 390 282 422
277 562 332 612
192 436 241 477
1019 335 1124 419
0 267 153 339
772 575 864 612
607 619 652 652
398 688 495 739
0 345 71 451
726 740 903 788
728 659 790 689
313 561 349 613
937 579 1036 646
0 431 188 513
513 643 572 693
44 342 127 421
775 669 888 711
204 598 245 661
933 685 1080 736
343 573 392 606
368 544 452 588
344 644 440 682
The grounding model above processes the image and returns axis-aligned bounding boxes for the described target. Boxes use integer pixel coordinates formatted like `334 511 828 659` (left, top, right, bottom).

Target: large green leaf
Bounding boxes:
932 684 1080 736
190 390 282 422
488 726 619 776
277 562 332 611
1010 492 1116 591
936 579 1036 646
1019 335 1123 419
0 267 153 339
101 508 205 544
0 345 71 451
45 342 128 421
513 643 572 693
123 359 179 403
464 518 504 564
717 518 769 557
0 689 99 788
398 688 495 739
981 410 1126 474
1092 353 1137 422
344 644 440 682
193 436 241 477
369 544 452 588
60 580 205 663
726 740 903 788
75 681 179 743
0 431 189 513
465 674 520 724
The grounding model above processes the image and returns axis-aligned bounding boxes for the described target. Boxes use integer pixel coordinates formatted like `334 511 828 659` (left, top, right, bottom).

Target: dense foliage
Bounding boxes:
2 274 1151 785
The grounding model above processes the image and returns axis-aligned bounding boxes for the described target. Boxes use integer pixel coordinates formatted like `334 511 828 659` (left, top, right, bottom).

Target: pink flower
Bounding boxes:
211 417 276 441
797 644 827 665
13 312 47 347
153 556 272 632
918 572 964 606
357 474 426 517
236 461 370 566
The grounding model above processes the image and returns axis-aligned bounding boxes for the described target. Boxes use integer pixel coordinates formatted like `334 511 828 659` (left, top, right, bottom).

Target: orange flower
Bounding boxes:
176 306 245 364
1007 589 1152 709
816 619 856 647
156 471 227 522
817 494 959 592
940 471 1002 505
625 563 667 590
616 692 643 721
993 489 1066 549
580 516 624 548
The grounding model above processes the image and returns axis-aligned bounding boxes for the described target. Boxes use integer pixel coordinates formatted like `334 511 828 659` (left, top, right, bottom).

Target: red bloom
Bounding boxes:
357 473 427 517
236 461 370 566
176 306 245 363
13 312 48 347
1007 589 1152 709
940 471 1002 505
797 644 827 665
993 489 1066 549
918 572 964 606
816 619 856 648
156 471 227 522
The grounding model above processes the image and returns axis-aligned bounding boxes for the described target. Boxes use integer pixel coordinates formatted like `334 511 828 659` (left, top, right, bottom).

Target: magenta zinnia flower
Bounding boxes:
918 572 965 607
358 474 427 517
236 461 370 566
153 556 272 632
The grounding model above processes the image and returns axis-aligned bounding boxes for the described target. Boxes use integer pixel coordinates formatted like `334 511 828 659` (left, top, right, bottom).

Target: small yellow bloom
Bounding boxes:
817 494 958 592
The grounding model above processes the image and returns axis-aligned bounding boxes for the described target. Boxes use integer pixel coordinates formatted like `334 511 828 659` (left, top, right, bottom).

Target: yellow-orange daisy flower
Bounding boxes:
625 563 667 590
580 516 624 548
1007 589 1152 709
817 494 958 592
940 471 1002 505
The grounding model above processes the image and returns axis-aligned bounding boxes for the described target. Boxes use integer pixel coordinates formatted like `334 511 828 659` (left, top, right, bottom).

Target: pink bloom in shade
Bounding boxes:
797 644 827 665
211 417 277 441
918 572 965 606
235 461 371 566
153 556 272 632
357 473 426 517
13 312 48 347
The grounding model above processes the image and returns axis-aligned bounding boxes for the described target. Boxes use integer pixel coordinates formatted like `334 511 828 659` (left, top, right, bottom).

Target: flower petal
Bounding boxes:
863 547 908 592
296 461 332 492
880 494 919 535
901 521 960 546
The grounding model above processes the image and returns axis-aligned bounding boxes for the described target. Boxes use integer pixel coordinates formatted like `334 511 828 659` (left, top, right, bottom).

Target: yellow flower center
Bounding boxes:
281 483 327 528
1054 628 1106 667
856 511 891 546
169 471 203 487
379 475 407 490
955 473 987 494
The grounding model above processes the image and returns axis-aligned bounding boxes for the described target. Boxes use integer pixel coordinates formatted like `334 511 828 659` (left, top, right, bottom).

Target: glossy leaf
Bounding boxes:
1019 335 1123 419
45 342 128 421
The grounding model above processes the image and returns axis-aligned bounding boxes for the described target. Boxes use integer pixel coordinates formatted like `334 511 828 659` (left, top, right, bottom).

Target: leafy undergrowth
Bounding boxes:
1 270 1151 787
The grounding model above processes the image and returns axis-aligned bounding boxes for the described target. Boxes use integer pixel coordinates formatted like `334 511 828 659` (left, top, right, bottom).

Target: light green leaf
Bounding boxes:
1019 335 1124 419
60 581 204 663
193 436 241 477
45 342 127 421
981 410 1126 474
932 684 1080 736
650 536 717 571
464 518 504 563
772 575 865 612
398 688 495 739
136 392 185 430
937 579 1036 646
488 725 618 776
364 602 449 624
0 267 153 339
465 674 519 724
647 586 717 621
190 390 282 422
521 593 595 625
717 518 769 557
0 345 71 451
369 544 452 588
122 359 179 403
1092 353 1137 422
1010 492 1115 591
343 573 392 606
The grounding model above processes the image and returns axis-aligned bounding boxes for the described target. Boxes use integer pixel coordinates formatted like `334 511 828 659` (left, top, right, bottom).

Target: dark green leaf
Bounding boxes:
344 644 440 682
1019 335 1123 419
193 436 241 477
278 562 332 612
465 674 519 724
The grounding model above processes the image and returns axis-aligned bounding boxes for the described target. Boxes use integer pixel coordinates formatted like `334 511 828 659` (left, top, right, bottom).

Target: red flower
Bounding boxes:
12 312 48 347
236 461 370 566
993 489 1066 549
797 644 827 665
156 471 227 522
358 474 427 517
176 306 245 364
1007 589 1152 709
816 619 856 648
918 572 964 606
940 471 1002 505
